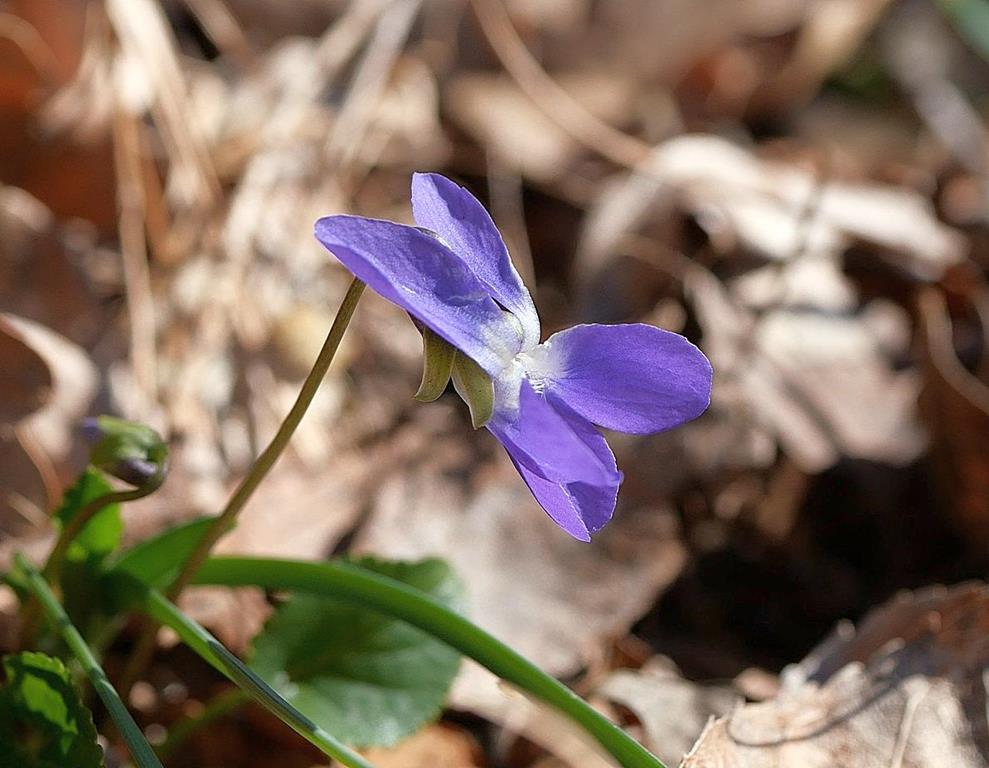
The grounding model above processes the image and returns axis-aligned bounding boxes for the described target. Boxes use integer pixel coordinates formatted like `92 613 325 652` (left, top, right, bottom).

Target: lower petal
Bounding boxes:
527 323 712 434
510 459 619 541
491 385 621 540
487 380 617 486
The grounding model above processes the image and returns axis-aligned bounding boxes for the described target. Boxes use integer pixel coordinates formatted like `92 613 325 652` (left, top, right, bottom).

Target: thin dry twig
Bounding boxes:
183 0 256 69
106 0 220 210
486 153 536 290
323 0 423 172
469 0 650 169
0 12 60 87
112 104 158 413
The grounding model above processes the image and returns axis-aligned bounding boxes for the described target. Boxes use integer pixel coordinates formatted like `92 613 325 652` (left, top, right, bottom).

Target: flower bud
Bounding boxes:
81 415 168 488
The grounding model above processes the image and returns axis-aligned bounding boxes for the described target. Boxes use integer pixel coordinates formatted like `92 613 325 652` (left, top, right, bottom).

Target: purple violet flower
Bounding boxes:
315 173 712 541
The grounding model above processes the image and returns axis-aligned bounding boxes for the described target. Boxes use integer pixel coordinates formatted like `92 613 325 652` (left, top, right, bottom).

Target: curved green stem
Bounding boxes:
21 475 163 646
43 483 160 583
194 556 666 768
122 277 366 694
166 277 366 599
144 590 376 768
17 556 163 768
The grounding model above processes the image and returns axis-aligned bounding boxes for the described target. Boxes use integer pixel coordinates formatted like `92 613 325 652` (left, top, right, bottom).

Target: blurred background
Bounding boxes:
2 0 989 765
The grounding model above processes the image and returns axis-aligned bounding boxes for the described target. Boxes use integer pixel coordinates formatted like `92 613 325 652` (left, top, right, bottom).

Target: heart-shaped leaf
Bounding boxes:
249 557 463 747
0 652 104 768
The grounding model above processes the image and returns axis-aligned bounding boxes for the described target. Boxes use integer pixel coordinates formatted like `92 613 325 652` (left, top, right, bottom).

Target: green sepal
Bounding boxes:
451 352 494 428
414 327 456 402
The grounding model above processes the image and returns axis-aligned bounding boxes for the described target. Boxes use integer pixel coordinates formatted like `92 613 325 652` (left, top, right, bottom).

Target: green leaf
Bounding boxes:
249 557 463 748
55 469 122 563
108 517 213 587
0 652 104 768
102 517 213 609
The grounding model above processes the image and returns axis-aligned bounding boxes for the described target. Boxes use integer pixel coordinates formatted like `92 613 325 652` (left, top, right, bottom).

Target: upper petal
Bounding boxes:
411 173 540 349
487 379 617 486
314 215 521 374
526 323 713 434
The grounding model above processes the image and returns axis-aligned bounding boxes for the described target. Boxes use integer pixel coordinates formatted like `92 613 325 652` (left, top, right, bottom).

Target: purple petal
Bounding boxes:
314 215 521 374
509 395 620 540
528 323 712 434
411 173 540 349
487 379 617 487
511 461 619 541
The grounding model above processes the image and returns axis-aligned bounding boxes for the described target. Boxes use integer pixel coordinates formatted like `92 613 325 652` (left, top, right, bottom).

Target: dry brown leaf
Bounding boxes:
682 582 989 767
0 313 96 546
917 288 989 544
361 723 485 768
214 451 367 561
0 313 54 546
0 313 52 425
751 305 924 466
2 312 97 463
175 586 270 655
689 267 924 473
445 71 635 182
662 137 962 276
0 185 109 344
596 658 738 767
449 662 618 768
577 135 964 287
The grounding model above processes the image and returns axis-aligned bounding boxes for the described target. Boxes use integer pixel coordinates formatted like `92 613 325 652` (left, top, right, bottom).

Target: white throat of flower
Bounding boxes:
493 339 559 415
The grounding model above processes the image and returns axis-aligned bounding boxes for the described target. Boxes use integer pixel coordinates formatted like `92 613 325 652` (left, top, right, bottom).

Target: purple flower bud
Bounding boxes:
109 458 160 487
80 417 104 444
78 415 168 488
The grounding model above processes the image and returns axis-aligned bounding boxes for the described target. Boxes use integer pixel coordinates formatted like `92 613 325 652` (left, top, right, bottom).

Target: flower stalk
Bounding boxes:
121 277 365 693
166 276 365 598
43 482 163 584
